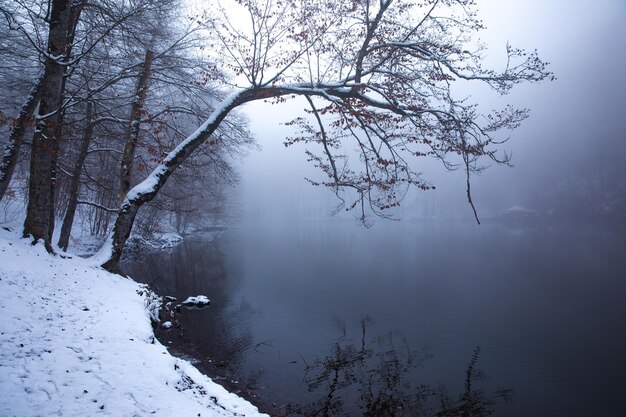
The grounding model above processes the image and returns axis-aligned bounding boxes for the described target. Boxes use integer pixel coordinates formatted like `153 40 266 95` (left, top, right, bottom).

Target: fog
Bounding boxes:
126 4 626 414
233 0 626 223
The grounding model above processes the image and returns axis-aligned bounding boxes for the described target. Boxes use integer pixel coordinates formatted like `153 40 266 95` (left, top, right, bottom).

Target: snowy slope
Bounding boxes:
0 228 268 417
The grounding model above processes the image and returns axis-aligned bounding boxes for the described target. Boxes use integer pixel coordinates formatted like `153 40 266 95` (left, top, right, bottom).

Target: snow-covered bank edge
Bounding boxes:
0 227 268 417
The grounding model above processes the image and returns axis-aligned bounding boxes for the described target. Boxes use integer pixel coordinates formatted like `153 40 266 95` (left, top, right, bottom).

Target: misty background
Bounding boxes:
233 0 626 223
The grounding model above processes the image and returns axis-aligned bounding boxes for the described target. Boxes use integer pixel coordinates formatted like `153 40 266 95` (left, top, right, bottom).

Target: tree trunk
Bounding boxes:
100 91 248 273
0 75 44 202
58 100 95 251
175 209 183 234
51 3 82 225
99 86 316 272
23 0 73 250
50 84 68 238
118 48 154 203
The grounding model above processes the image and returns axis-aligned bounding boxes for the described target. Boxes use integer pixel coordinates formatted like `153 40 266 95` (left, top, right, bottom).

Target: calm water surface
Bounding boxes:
125 219 626 416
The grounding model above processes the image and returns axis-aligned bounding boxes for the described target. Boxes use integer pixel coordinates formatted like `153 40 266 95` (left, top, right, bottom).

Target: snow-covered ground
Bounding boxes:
0 227 268 417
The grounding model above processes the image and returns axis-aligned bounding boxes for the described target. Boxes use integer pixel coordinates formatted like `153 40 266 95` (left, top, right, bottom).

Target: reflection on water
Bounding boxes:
287 319 512 417
125 219 626 416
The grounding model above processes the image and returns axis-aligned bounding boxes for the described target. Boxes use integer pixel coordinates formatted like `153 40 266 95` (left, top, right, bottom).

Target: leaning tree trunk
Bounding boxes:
23 0 73 250
0 76 44 202
58 100 95 251
118 48 154 204
99 86 311 273
100 91 248 273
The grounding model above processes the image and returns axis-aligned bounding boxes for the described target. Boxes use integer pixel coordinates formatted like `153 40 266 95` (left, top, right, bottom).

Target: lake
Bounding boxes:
125 219 626 416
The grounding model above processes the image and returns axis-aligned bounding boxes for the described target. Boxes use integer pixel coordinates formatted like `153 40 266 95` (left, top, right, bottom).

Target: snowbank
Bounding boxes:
0 227 268 417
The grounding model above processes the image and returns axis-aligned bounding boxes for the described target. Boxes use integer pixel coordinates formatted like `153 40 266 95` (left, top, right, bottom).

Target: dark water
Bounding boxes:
125 219 626 416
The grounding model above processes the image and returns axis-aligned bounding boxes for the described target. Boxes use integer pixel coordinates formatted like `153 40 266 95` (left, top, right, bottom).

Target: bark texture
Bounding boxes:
23 0 73 249
0 76 43 202
118 48 154 203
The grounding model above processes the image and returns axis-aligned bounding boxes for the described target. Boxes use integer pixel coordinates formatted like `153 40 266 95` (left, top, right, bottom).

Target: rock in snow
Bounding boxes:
181 295 211 308
0 228 267 417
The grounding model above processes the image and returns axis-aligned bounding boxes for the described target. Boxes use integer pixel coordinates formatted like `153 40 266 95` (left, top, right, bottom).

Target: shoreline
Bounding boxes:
150 302 281 415
119 229 283 413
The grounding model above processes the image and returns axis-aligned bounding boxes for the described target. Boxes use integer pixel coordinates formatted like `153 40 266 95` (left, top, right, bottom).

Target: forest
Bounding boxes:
1 0 254 254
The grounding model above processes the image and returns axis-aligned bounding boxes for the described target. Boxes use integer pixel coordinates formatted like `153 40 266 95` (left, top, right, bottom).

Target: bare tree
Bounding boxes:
46 0 250 250
21 0 78 249
57 98 95 251
118 47 154 203
96 0 553 272
0 78 43 202
0 2 47 201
